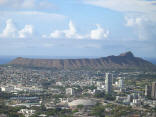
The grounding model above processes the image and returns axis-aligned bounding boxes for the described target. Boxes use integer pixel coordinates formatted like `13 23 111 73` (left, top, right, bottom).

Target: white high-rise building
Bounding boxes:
66 88 74 96
105 73 112 94
145 85 151 97
152 82 156 99
118 77 124 88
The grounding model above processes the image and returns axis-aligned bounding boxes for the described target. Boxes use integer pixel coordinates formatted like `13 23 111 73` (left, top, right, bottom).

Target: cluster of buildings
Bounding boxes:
0 65 156 117
18 109 36 117
145 82 156 99
0 85 43 93
116 93 142 106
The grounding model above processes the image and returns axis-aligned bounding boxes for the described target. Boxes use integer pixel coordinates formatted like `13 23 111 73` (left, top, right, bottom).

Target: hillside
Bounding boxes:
9 52 156 70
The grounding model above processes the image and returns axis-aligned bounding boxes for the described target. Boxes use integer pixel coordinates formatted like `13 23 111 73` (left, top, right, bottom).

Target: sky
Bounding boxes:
0 0 156 58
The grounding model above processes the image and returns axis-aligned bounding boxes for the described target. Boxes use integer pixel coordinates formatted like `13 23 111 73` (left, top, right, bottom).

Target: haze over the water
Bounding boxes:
0 0 156 58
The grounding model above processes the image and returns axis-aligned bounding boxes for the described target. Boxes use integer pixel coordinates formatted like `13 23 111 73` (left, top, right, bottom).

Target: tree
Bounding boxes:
91 105 105 117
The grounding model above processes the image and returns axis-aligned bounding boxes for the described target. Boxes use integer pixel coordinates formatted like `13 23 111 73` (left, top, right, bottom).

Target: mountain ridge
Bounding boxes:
9 51 156 70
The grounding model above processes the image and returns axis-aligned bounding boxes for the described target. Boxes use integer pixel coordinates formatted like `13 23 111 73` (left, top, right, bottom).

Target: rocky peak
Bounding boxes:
119 51 134 57
9 51 156 70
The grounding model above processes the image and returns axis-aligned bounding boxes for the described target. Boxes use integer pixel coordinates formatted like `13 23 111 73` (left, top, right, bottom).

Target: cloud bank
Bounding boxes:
125 16 156 40
43 21 109 40
90 24 109 40
84 0 156 41
0 19 109 40
18 25 33 38
84 0 156 19
0 19 33 38
0 0 55 10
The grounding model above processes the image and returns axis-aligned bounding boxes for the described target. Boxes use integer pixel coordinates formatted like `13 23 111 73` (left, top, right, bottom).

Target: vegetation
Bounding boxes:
31 108 72 117
0 104 25 117
91 104 137 117
94 92 115 101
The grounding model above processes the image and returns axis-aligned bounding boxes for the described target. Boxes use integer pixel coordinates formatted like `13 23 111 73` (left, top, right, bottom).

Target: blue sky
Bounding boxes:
0 0 156 58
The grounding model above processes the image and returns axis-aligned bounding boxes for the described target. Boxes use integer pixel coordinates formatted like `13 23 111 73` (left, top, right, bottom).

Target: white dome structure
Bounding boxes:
68 99 96 107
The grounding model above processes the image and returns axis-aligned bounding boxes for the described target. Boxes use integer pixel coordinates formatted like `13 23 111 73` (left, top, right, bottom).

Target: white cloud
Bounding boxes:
84 0 156 40
0 11 66 38
0 19 109 40
0 0 55 10
84 0 156 22
0 19 17 38
125 16 156 40
17 11 65 18
19 0 35 8
50 30 63 38
0 11 66 22
0 19 33 38
63 21 77 38
90 24 109 40
44 21 109 40
47 21 87 39
125 16 143 27
18 25 33 38
84 0 156 14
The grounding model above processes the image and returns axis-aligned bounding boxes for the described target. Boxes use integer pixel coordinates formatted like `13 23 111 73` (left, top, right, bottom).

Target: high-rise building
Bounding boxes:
127 94 133 102
66 88 74 96
151 82 156 99
145 85 151 97
132 93 138 99
105 73 112 94
118 77 124 88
